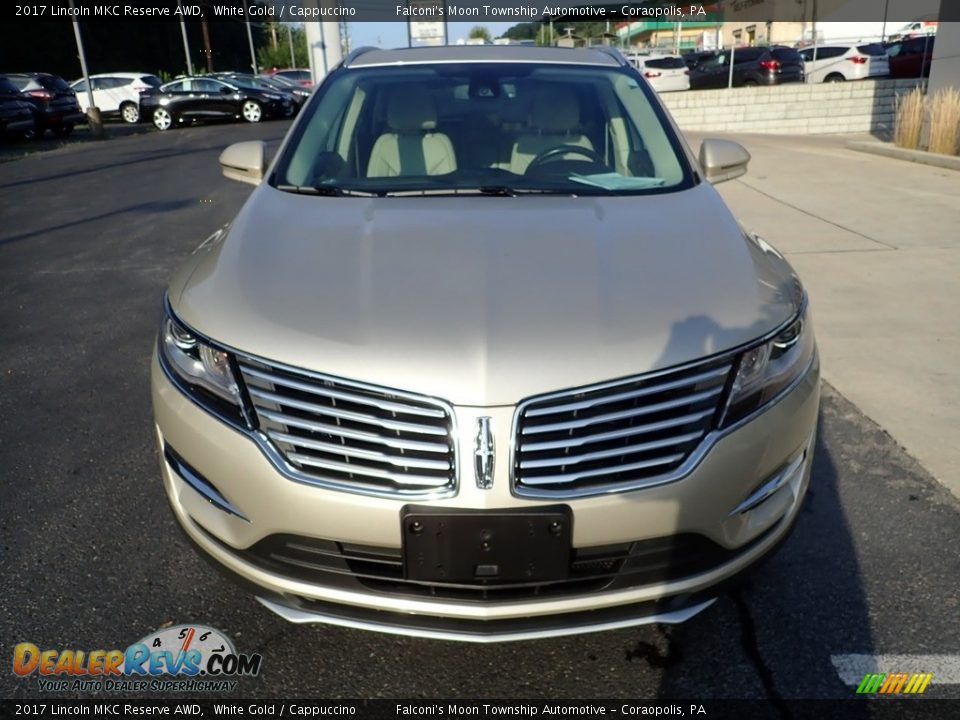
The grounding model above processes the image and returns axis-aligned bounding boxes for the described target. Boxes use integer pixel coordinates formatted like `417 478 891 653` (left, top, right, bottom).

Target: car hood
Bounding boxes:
171 183 802 406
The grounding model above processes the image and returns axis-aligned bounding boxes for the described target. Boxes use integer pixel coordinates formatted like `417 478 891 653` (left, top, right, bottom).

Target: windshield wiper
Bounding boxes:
275 184 377 197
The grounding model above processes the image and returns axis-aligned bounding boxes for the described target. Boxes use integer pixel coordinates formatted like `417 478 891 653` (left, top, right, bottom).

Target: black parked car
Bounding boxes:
209 72 306 113
140 77 293 131
689 46 805 89
5 72 84 137
0 76 36 140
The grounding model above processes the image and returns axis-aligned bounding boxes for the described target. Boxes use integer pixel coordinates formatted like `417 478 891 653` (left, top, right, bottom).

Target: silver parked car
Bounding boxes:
152 46 819 642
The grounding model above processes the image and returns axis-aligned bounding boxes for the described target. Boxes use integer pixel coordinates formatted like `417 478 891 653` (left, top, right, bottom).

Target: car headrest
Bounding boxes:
530 85 581 132
386 87 437 133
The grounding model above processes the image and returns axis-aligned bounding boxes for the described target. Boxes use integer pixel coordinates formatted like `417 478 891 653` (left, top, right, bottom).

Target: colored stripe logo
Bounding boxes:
856 672 933 694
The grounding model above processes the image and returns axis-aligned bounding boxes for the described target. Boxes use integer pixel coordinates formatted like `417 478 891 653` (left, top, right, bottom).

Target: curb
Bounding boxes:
846 140 960 172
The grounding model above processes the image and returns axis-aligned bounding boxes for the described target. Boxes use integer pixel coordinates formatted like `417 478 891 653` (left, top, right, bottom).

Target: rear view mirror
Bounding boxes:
699 139 751 184
219 140 265 186
221 87 233 95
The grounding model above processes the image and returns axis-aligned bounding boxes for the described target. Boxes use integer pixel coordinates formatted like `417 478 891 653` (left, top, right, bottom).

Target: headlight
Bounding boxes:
158 303 247 427
720 305 815 428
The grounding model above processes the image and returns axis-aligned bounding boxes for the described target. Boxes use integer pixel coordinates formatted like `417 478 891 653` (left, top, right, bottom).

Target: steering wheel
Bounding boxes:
525 144 605 173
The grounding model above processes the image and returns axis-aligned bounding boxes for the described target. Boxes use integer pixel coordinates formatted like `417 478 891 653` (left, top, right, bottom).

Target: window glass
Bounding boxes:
771 47 803 62
644 57 686 70
857 44 887 56
275 63 692 196
193 79 224 92
38 75 72 92
733 48 765 64
0 77 22 94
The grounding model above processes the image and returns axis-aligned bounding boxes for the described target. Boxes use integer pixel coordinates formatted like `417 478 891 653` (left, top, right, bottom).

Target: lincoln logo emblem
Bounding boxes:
474 417 495 489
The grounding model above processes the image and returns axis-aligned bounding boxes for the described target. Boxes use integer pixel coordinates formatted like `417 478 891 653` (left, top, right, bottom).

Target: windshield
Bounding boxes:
273 63 693 196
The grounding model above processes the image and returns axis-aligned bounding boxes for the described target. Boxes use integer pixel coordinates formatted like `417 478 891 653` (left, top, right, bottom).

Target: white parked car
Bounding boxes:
70 72 162 123
798 44 889 83
630 54 690 92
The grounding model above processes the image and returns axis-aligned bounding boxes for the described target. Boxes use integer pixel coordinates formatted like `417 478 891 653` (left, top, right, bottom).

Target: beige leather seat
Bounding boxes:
366 88 457 178
510 86 594 175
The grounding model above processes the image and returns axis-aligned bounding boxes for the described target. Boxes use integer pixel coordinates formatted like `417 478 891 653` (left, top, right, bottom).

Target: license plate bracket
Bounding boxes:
401 506 572 584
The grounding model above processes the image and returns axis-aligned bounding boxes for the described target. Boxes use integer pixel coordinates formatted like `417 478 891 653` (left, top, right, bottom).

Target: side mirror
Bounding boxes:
699 139 751 184
221 87 234 95
219 140 265 186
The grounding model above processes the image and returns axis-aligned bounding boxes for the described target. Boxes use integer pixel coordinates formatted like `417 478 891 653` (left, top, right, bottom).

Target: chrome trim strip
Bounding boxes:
520 386 724 435
239 364 446 418
520 411 714 452
256 409 449 453
254 596 716 643
519 431 703 470
164 448 249 521
268 431 451 471
519 453 686 487
350 59 618 69
251 432 457 500
730 451 807 516
285 452 450 487
523 366 730 418
247 386 449 436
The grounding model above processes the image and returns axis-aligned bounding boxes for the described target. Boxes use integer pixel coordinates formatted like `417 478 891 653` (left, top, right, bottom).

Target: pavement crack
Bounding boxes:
732 590 792 718
734 179 899 251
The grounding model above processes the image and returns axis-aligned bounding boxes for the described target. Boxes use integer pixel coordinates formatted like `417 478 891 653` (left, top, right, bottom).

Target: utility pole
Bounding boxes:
201 10 214 72
288 24 296 67
242 0 258 74
177 0 194 75
68 0 103 137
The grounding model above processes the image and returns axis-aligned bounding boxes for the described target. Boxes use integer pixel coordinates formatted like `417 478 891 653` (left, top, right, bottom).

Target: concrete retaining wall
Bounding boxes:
660 79 926 136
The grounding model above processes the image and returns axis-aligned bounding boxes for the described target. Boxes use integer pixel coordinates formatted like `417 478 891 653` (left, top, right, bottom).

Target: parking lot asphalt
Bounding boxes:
1 123 959 701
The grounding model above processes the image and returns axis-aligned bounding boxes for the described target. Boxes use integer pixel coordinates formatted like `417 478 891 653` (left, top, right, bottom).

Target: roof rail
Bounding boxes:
342 46 380 67
592 45 630 67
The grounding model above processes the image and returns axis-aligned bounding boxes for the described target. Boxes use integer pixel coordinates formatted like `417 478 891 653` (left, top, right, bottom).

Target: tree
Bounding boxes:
502 22 540 41
468 26 492 42
257 24 308 71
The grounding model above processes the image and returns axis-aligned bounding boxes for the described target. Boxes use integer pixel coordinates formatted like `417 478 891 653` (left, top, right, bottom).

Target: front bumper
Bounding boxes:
151 351 819 641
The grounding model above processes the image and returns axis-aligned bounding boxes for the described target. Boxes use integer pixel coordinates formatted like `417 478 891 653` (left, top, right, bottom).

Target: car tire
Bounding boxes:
51 124 73 138
825 73 845 83
153 107 173 131
120 102 140 124
242 100 262 123
743 79 759 87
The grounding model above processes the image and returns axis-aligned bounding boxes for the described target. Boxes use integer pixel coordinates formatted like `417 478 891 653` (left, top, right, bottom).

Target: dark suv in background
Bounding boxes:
886 36 936 78
688 46 805 89
4 72 84 137
0 76 35 140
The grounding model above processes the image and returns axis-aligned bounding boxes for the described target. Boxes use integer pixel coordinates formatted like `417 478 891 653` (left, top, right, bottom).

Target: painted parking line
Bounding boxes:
832 655 960 685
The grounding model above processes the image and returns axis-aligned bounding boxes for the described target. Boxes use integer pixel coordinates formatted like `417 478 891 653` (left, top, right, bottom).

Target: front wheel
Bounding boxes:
153 107 173 131
241 100 262 123
120 102 140 123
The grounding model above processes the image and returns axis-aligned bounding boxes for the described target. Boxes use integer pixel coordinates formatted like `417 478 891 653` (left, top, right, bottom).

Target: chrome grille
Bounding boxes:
514 359 733 497
238 357 456 497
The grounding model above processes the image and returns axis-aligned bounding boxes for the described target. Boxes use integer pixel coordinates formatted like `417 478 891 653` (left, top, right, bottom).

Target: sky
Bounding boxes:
348 21 519 48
